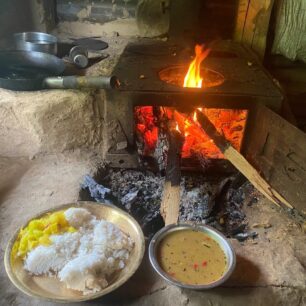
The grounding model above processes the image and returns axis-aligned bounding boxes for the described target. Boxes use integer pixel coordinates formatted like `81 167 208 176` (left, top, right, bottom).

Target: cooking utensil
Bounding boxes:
70 37 108 51
0 50 65 77
0 50 65 91
4 201 145 303
69 45 88 68
0 77 44 91
44 75 119 89
149 223 236 289
0 50 118 91
14 32 57 55
0 75 119 91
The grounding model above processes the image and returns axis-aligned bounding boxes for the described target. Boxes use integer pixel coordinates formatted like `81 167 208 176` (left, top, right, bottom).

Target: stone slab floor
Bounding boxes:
0 153 305 306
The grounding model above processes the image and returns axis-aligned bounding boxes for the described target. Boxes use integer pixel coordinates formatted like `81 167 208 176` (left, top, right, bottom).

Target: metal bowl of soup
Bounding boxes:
149 224 236 289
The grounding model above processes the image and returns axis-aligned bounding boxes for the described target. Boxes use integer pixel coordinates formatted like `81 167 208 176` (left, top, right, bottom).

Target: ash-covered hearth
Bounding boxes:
81 169 258 241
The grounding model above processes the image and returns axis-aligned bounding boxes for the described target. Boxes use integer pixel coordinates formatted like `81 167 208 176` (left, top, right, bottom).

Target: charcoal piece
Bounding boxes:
202 216 216 224
247 196 259 206
179 175 223 221
121 190 139 209
230 210 246 220
81 175 111 202
227 223 247 236
227 187 245 204
154 132 169 171
207 220 224 232
234 231 258 242
107 169 164 234
142 214 165 238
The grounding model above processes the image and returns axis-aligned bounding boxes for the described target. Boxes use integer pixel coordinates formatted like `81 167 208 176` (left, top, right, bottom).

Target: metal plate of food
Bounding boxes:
4 202 145 302
149 223 236 289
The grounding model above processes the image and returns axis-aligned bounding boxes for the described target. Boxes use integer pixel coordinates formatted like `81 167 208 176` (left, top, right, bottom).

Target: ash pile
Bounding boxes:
81 169 258 240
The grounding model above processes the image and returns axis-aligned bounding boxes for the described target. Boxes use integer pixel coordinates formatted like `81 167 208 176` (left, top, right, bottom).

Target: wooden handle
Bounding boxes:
196 110 293 210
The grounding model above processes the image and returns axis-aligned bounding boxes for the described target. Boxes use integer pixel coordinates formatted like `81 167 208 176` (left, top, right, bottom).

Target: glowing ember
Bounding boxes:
193 111 197 122
175 122 181 133
135 106 247 160
183 44 210 88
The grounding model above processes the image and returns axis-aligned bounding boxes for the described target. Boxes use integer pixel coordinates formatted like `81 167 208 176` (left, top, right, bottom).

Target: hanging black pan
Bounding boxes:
0 50 65 91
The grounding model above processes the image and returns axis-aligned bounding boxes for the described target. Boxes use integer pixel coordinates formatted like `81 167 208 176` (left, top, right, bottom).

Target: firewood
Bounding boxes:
160 124 184 225
161 182 181 226
196 109 293 210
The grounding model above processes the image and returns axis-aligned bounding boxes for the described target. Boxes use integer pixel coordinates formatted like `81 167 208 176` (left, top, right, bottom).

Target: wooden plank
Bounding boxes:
160 127 183 225
234 0 274 59
196 109 293 210
234 0 251 42
160 183 180 226
243 103 306 216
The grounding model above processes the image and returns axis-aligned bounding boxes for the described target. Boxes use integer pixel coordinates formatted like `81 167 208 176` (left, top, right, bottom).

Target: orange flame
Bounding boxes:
193 111 197 122
183 44 210 88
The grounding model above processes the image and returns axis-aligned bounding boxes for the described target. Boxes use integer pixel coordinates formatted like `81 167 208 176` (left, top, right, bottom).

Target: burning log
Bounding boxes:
196 109 293 210
160 121 184 225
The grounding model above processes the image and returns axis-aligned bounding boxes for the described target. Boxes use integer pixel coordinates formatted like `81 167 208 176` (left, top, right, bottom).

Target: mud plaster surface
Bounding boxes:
0 152 305 306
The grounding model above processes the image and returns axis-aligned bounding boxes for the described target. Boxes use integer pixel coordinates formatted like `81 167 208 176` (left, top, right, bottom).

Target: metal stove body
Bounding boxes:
103 39 283 169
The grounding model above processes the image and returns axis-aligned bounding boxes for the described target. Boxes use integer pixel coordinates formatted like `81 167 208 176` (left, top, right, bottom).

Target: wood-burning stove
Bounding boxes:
103 39 283 170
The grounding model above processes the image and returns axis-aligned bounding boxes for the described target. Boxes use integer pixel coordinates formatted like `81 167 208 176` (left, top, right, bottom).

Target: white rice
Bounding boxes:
24 208 134 294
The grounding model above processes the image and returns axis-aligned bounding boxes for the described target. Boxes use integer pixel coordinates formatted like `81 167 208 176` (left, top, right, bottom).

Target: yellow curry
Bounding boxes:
157 229 227 285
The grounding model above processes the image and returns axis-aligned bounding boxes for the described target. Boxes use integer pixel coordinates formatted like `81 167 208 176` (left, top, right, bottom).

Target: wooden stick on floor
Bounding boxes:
196 110 293 210
160 123 184 225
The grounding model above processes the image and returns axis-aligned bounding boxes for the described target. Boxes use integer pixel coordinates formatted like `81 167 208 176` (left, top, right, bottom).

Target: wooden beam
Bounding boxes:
234 0 275 59
234 0 251 42
196 109 293 210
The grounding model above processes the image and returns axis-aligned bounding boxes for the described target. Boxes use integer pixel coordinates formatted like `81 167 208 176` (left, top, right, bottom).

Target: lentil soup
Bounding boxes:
157 229 227 285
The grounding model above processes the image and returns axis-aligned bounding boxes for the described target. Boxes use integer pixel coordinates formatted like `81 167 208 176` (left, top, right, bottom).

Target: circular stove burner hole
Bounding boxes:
159 65 224 89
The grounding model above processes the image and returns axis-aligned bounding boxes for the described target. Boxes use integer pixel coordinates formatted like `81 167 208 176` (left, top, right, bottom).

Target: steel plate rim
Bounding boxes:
4 201 145 303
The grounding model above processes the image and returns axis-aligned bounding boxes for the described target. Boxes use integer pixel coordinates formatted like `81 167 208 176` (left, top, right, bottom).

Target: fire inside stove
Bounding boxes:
134 44 248 167
135 106 247 162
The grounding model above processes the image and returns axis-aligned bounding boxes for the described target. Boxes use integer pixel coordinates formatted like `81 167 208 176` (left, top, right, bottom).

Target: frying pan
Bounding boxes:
0 50 65 91
0 50 118 91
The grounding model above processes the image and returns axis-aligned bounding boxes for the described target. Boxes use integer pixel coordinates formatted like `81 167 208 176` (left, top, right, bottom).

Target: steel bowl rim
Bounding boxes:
4 201 145 303
149 223 236 290
14 32 57 55
14 32 57 43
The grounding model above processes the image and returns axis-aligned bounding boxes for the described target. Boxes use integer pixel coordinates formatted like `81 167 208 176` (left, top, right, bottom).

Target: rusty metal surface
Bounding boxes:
113 39 283 111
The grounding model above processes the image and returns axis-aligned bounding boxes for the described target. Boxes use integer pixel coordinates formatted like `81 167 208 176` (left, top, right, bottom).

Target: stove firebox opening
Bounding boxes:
135 106 248 171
